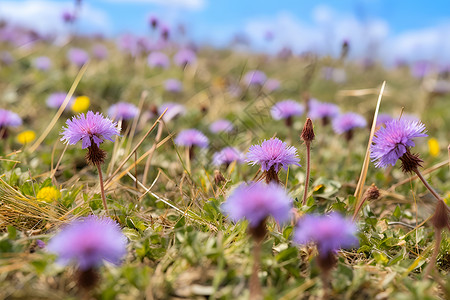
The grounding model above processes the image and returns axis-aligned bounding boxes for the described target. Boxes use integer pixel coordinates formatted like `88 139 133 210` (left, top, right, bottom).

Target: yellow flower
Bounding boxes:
71 96 90 113
16 130 36 144
36 186 61 203
428 138 440 157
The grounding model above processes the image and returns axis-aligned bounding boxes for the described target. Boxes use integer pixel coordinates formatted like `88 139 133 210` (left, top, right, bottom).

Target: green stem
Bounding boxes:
95 162 109 215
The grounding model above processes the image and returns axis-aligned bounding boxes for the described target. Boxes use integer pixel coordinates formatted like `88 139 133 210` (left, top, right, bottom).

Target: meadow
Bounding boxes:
0 23 450 299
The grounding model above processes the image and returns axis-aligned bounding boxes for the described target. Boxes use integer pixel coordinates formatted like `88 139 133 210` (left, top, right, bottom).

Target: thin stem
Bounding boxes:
95 162 109 215
424 229 442 278
352 195 368 221
414 168 442 202
302 141 311 205
249 239 262 300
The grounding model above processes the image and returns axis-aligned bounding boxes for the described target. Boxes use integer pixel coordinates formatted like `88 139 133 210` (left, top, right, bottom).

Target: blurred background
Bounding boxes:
1 0 450 66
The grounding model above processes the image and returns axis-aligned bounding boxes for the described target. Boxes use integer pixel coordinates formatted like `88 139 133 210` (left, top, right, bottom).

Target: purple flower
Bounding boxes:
67 48 89 67
294 213 358 256
370 119 427 168
264 79 281 92
47 216 127 270
147 52 170 69
158 102 186 122
60 111 120 149
308 100 340 120
108 102 139 121
243 70 267 86
36 239 46 249
246 138 300 172
332 112 367 134
33 56 52 71
149 16 158 29
173 48 196 67
0 109 22 128
213 147 244 166
209 119 234 133
62 11 76 23
375 113 393 127
164 79 183 93
46 92 74 109
0 51 14 65
175 129 209 148
221 181 292 227
270 100 304 120
117 34 139 57
92 44 108 60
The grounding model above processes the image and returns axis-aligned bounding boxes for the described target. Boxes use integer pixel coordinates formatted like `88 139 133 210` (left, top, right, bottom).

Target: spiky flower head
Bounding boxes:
60 111 120 149
370 119 427 169
147 52 170 69
221 181 292 227
164 79 182 93
174 48 197 67
47 216 127 270
67 48 89 67
209 119 234 133
46 92 74 109
175 129 209 148
332 112 367 134
270 100 304 120
108 102 139 121
294 213 358 256
308 100 340 121
158 102 186 122
0 109 22 128
213 147 244 166
246 138 300 172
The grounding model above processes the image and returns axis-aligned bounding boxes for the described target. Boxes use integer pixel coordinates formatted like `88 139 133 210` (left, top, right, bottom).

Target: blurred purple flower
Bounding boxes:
92 44 108 60
149 16 158 29
294 213 358 256
173 48 196 67
243 70 267 86
47 215 127 270
160 25 170 40
117 34 139 57
46 92 74 109
33 56 52 71
0 109 22 128
62 11 76 23
308 100 340 121
246 138 300 172
371 119 427 168
0 51 14 65
36 239 46 249
147 52 170 69
270 100 304 120
213 147 244 166
411 61 431 79
332 113 367 135
209 119 234 133
60 111 120 149
375 113 393 127
175 129 209 148
264 79 280 92
164 79 183 93
108 102 139 121
67 48 89 67
158 102 186 122
221 181 292 227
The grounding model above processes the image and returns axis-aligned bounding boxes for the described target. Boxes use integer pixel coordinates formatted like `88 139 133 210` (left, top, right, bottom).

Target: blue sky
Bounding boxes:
1 0 450 63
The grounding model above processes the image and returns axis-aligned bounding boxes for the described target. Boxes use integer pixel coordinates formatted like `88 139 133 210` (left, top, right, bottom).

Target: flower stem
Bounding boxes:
302 141 311 205
424 229 442 278
249 239 262 300
352 195 367 221
413 168 442 202
95 162 109 214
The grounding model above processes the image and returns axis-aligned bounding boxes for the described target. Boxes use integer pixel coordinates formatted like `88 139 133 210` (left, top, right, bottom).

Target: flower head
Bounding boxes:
370 119 427 168
47 216 127 270
264 78 280 92
67 48 89 67
147 52 170 69
375 113 393 127
294 213 358 256
175 129 209 148
36 186 60 203
213 147 244 166
174 48 197 67
61 111 120 149
209 119 234 133
71 96 90 113
270 100 304 120
332 112 367 134
246 138 300 172
33 56 52 71
158 102 186 122
222 181 292 227
308 100 340 121
46 92 74 109
0 109 22 128
243 70 267 86
108 102 139 121
164 79 182 93
92 44 108 60
16 130 36 144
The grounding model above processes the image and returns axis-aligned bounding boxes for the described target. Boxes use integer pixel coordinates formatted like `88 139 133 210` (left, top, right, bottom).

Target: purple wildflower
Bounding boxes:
67 48 89 67
158 102 186 122
173 48 196 67
47 216 127 270
370 119 427 168
332 112 367 135
209 119 234 133
243 70 267 86
60 111 120 149
147 52 170 69
308 100 340 121
160 25 170 40
0 51 14 65
0 109 22 128
46 92 74 109
62 11 76 23
213 147 244 166
92 44 108 60
108 102 139 121
36 239 46 249
175 129 209 148
221 181 292 227
246 138 300 172
264 79 281 92
33 56 52 71
294 213 358 256
149 15 158 29
270 100 304 120
117 34 139 57
375 113 393 127
164 79 183 93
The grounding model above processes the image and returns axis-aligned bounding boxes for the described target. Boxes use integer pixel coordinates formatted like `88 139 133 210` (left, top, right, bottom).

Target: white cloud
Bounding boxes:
102 0 206 11
0 0 111 35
